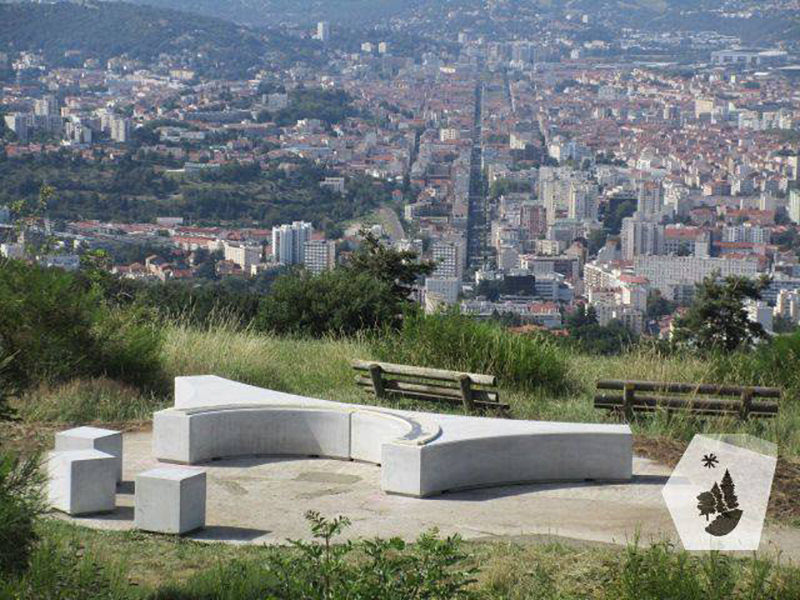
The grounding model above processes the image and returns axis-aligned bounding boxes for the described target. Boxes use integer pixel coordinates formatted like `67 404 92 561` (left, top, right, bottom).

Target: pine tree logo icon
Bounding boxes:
696 469 743 537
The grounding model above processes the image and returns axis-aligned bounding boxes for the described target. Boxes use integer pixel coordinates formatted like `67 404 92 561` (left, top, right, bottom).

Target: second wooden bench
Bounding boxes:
352 360 507 413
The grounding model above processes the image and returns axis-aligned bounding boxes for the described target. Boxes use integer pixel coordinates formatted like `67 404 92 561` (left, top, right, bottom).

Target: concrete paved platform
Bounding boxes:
53 430 800 559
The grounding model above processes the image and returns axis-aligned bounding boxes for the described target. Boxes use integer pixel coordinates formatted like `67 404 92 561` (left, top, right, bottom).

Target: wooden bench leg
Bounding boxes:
459 375 475 414
739 389 753 421
623 383 635 422
369 364 385 399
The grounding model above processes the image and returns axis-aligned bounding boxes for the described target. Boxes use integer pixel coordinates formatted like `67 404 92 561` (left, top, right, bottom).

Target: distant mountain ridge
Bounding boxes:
125 0 798 45
0 1 320 78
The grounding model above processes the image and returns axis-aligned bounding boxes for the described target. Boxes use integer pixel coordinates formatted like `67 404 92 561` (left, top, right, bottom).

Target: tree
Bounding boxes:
346 229 435 304
587 229 608 256
673 273 770 353
256 269 402 337
646 290 676 319
697 490 716 522
720 469 739 512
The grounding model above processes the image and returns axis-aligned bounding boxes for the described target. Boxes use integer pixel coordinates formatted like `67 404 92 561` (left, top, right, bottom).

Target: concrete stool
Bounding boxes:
55 426 123 483
135 467 206 535
47 450 117 516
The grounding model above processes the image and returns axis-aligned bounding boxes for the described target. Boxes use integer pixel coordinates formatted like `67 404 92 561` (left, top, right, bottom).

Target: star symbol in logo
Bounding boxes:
701 453 719 469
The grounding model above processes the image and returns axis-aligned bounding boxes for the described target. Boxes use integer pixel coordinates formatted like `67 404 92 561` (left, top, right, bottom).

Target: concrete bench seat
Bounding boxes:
153 375 632 497
135 467 206 535
55 426 123 482
47 449 117 516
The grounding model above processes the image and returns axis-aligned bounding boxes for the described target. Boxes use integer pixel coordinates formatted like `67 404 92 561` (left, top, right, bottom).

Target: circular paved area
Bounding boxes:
54 430 800 558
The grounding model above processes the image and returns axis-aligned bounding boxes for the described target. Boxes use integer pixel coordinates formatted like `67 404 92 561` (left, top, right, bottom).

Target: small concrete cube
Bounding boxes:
55 427 123 483
135 467 206 535
47 450 117 516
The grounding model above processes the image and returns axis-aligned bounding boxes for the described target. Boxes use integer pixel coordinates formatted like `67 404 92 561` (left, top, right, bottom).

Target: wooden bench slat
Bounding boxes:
594 394 779 415
596 380 781 398
352 360 496 386
356 377 500 404
595 402 777 419
372 387 509 410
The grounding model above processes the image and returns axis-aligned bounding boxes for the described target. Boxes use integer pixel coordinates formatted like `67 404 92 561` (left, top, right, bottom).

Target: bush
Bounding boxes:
373 311 570 395
710 330 800 396
152 512 477 600
256 270 402 337
0 449 45 576
0 259 164 393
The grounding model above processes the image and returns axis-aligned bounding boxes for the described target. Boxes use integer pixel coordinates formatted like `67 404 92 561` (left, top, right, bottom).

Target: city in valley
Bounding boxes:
2 1 800 597
2 0 800 338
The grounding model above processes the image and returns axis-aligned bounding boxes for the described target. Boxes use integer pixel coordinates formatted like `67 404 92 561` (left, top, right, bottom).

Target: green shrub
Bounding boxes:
0 449 45 576
153 512 477 600
91 306 166 393
0 259 165 394
373 311 570 395
0 259 101 387
256 270 402 337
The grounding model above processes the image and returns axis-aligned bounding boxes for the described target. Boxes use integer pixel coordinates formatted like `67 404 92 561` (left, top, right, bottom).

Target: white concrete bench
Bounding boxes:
152 376 632 497
135 467 206 535
47 450 117 516
55 426 123 482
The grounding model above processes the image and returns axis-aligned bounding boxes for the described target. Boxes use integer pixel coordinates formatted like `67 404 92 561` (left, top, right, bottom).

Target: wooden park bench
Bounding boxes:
352 360 507 413
594 380 781 421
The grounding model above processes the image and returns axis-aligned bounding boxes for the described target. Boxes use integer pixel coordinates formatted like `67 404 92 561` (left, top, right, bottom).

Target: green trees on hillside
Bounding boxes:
0 154 390 229
674 273 770 353
564 305 638 355
258 232 434 336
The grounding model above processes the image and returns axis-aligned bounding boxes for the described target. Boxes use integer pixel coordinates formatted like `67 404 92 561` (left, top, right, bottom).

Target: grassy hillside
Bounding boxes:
13 320 799 462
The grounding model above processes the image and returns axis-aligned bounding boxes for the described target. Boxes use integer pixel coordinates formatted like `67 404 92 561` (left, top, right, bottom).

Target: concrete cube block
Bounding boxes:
135 467 206 535
47 450 117 516
55 426 123 482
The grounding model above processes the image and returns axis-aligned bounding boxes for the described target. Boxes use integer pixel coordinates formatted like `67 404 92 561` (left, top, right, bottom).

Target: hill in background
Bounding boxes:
0 1 322 78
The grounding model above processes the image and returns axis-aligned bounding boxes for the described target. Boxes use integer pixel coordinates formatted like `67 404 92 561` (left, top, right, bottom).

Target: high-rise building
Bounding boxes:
432 238 467 280
110 116 131 143
4 113 29 142
224 243 262 270
272 221 312 265
722 225 771 245
303 240 336 275
567 182 598 221
316 21 330 43
621 217 663 260
34 95 58 117
634 255 762 298
790 189 800 225
636 181 662 218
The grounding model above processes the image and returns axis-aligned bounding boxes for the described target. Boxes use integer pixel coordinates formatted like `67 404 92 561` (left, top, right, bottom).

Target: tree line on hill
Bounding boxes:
0 153 391 231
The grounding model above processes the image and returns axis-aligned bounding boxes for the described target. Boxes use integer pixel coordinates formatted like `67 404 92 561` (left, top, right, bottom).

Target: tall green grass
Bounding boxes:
18 378 164 424
371 312 571 396
4 522 799 599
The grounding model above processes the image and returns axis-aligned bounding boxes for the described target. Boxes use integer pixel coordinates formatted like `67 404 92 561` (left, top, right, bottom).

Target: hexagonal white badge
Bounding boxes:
662 434 777 551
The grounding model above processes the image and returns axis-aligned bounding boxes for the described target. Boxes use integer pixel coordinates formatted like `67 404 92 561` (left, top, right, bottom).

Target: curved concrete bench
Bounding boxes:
153 404 440 471
153 376 632 497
